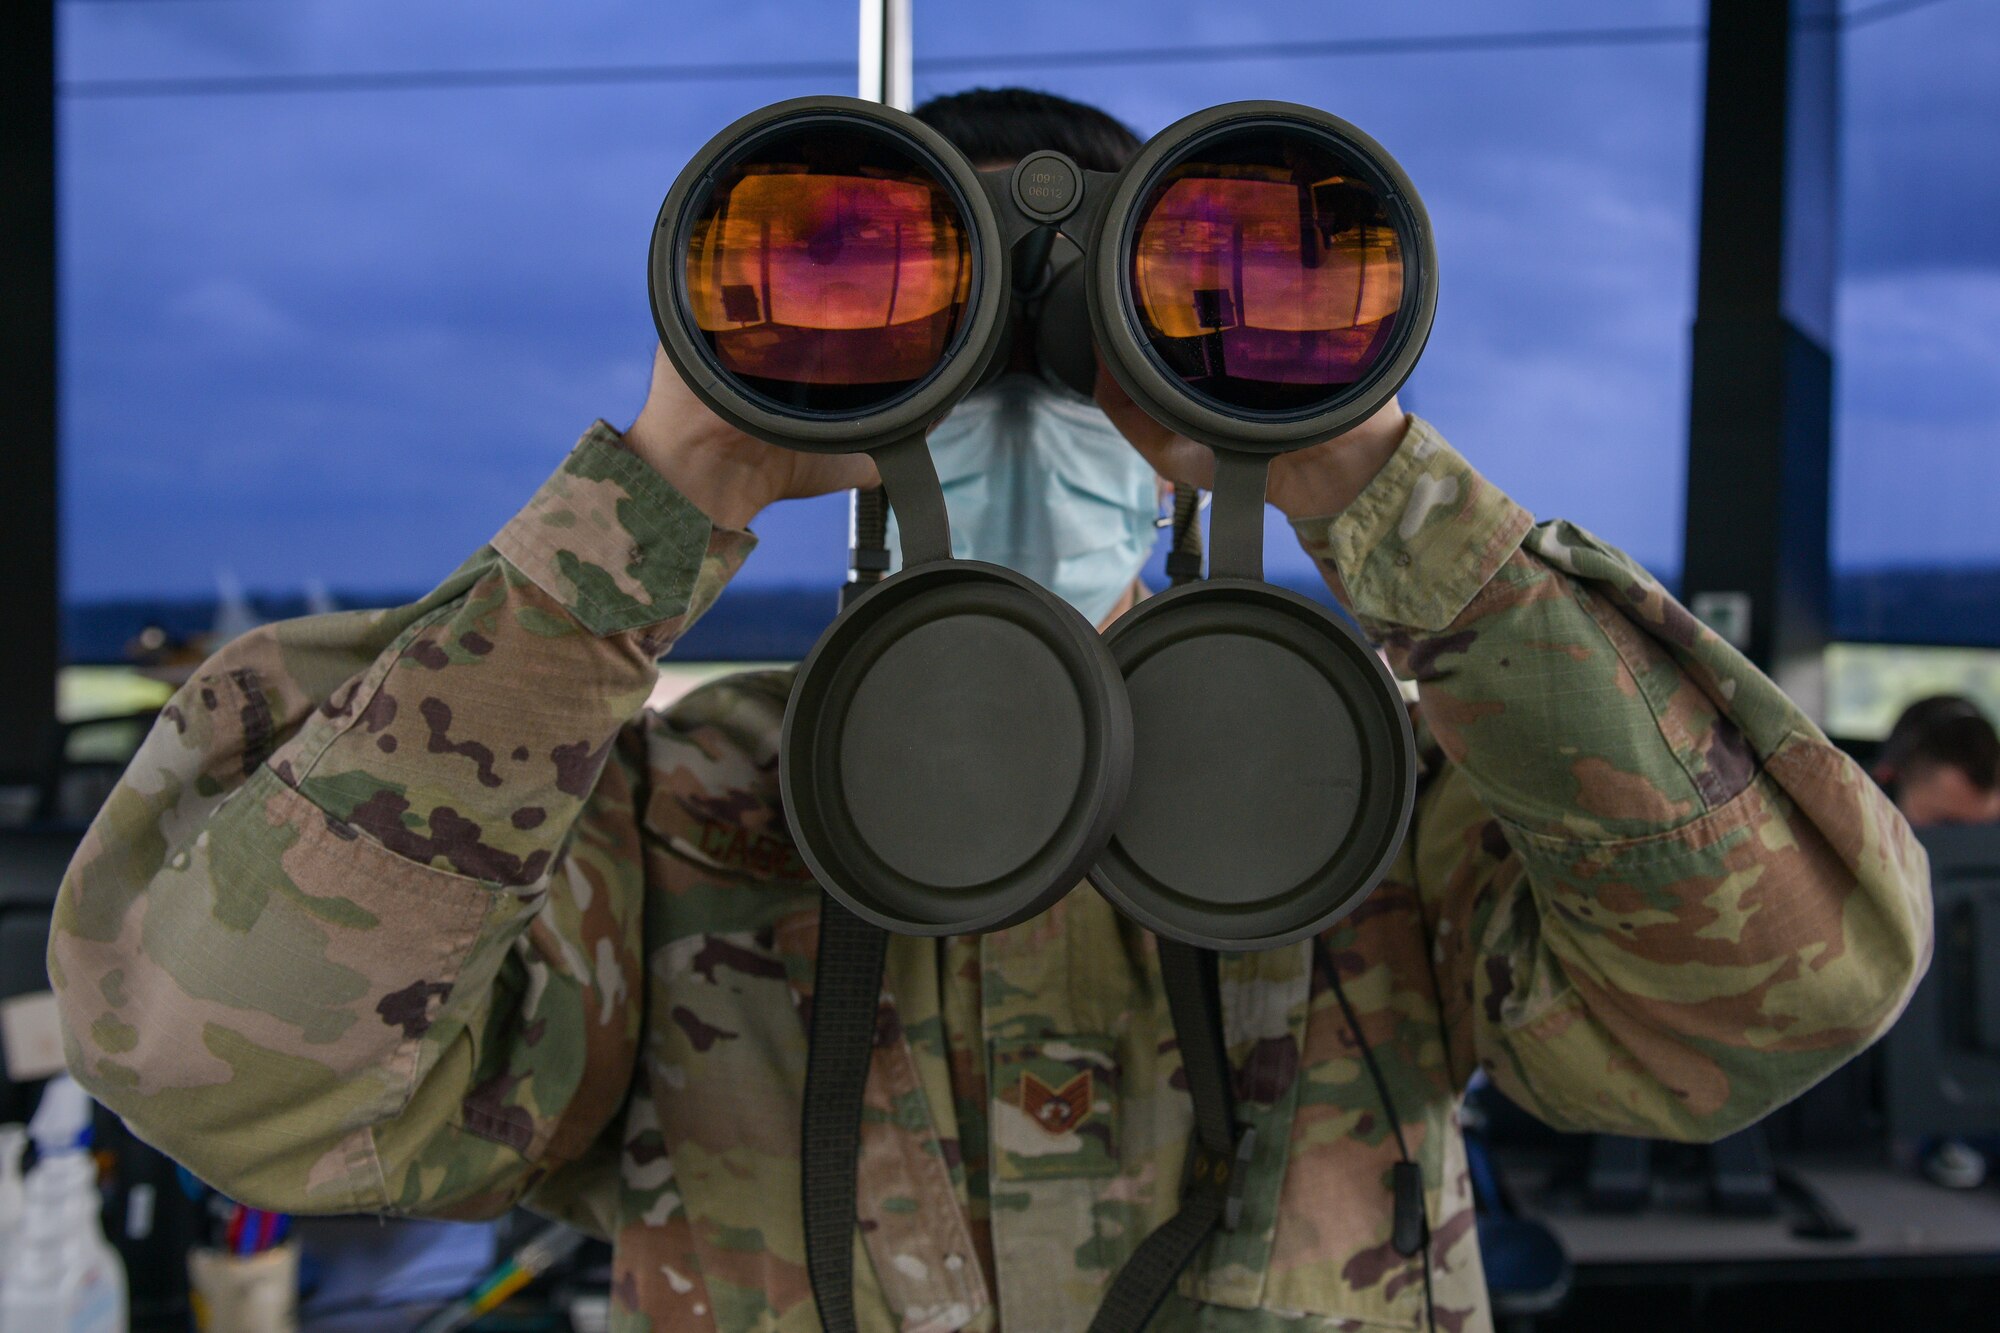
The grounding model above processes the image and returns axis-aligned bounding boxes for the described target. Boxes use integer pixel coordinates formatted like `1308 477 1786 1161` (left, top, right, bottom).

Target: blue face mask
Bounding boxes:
886 374 1161 625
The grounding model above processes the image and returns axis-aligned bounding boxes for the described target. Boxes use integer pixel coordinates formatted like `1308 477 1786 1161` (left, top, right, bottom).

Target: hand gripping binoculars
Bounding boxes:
650 96 1438 1332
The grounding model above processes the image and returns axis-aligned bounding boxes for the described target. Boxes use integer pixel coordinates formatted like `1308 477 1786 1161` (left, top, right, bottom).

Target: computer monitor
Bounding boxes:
1881 822 2000 1141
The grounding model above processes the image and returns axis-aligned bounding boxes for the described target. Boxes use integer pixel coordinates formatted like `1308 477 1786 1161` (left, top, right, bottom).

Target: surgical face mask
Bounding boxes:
886 374 1160 626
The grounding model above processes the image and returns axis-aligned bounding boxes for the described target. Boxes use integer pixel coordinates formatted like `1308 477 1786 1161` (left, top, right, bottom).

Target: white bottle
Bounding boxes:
0 1078 127 1333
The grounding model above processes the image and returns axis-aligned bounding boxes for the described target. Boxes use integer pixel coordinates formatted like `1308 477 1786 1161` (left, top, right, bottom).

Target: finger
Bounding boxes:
1090 360 1215 492
843 453 882 492
802 451 880 497
1091 357 1146 422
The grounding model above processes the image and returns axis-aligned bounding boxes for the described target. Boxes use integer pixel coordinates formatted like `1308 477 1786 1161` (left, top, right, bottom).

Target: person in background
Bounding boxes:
1869 695 1999 1188
1874 695 2000 828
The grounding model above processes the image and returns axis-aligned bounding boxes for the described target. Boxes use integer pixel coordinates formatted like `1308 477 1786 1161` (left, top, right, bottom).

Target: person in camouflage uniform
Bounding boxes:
50 91 1930 1333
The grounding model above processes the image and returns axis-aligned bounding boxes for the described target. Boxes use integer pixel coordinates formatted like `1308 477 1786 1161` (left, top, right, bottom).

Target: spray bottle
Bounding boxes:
0 1077 127 1333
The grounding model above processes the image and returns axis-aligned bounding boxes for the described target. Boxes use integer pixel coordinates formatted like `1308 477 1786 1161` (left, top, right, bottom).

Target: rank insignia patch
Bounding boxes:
1021 1070 1092 1137
992 1035 1119 1179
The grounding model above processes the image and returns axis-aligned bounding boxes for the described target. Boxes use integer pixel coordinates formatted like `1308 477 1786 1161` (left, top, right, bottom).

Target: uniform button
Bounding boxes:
944 1253 966 1273
1394 551 1413 568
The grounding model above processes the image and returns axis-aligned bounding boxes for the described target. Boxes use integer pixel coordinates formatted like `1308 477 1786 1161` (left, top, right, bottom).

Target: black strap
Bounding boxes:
1085 1184 1223 1332
801 896 890 1333
1313 938 1435 1333
1160 940 1239 1176
1092 494 1238 1329
1087 938 1246 1333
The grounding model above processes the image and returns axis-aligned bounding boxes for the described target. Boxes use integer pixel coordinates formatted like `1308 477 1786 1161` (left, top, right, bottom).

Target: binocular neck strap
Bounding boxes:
1086 937 1245 1333
1207 451 1269 582
802 898 1243 1333
868 433 953 568
801 898 891 1333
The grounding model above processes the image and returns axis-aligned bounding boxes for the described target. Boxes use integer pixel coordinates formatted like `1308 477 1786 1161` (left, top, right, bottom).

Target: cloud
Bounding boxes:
53 0 1997 600
1840 1 2000 275
165 276 306 346
1834 267 2000 567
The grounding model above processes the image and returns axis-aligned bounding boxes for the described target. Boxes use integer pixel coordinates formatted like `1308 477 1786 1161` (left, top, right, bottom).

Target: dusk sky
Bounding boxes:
53 0 1999 607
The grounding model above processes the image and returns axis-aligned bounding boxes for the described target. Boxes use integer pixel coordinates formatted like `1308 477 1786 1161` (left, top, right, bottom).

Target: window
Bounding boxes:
58 0 856 660
59 1 1709 663
914 0 1707 596
1831 0 2000 646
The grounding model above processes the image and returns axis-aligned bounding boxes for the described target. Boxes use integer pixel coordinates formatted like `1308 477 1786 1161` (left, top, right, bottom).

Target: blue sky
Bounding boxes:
53 0 1999 601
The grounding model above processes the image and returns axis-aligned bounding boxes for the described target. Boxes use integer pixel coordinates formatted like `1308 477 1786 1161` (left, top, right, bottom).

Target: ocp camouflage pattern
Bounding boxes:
51 417 1932 1332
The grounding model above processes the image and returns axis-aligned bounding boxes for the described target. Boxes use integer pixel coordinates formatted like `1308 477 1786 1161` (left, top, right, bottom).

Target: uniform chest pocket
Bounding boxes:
1172 932 1446 1331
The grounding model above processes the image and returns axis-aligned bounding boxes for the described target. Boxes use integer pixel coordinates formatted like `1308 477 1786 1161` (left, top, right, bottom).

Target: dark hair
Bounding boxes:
912 87 1142 172
1878 694 2000 796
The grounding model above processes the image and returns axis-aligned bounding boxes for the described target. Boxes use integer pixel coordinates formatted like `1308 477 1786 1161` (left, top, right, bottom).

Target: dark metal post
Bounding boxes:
1681 0 1839 718
0 2 60 787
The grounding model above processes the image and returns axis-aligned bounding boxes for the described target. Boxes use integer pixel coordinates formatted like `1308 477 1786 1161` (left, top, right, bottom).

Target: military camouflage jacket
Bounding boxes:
52 417 1930 1333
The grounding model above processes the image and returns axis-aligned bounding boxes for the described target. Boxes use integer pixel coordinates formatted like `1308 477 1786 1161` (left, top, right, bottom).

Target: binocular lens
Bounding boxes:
681 122 977 415
1127 125 1406 415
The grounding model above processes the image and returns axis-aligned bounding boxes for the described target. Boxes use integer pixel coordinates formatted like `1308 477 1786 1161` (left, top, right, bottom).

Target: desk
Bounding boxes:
1501 1154 2000 1284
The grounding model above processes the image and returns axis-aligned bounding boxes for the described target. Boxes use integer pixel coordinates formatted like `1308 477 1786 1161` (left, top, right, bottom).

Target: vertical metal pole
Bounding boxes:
846 0 915 606
857 0 913 110
0 2 60 788
1679 0 1839 718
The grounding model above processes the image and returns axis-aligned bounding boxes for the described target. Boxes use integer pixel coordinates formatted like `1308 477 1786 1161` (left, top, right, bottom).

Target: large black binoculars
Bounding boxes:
649 96 1434 949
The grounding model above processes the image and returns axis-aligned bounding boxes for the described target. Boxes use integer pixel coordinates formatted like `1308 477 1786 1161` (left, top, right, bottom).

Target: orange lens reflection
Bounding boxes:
1129 127 1404 413
683 123 973 414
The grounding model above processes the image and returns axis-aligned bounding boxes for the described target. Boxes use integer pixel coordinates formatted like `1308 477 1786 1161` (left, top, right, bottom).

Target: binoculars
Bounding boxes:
649 96 1435 950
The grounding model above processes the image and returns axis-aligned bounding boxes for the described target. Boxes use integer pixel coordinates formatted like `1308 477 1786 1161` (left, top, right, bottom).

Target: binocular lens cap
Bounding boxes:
1091 582 1416 949
783 563 1133 936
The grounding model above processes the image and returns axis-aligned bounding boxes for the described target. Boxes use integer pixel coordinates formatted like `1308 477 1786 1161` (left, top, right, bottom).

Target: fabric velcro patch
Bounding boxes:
990 1034 1119 1180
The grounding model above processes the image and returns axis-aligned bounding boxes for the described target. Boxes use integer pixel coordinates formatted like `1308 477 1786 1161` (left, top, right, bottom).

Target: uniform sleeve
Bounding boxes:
1290 416 1932 1141
50 421 754 1224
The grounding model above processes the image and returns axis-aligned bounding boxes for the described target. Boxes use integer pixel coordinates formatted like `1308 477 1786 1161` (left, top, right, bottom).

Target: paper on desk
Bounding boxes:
1 990 68 1082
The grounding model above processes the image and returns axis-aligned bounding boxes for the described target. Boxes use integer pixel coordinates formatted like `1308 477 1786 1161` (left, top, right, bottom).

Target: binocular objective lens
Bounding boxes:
1128 125 1406 415
681 122 976 414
